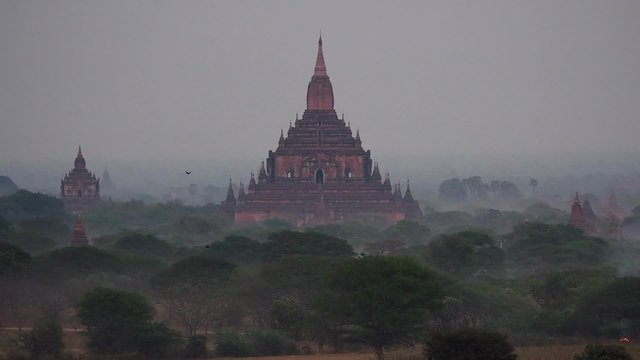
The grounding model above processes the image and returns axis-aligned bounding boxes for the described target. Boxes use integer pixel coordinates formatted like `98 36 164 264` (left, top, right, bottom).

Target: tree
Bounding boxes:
497 181 522 200
113 233 175 258
0 190 68 221
425 231 504 277
76 287 179 355
176 216 211 234
572 277 640 338
438 178 467 202
383 220 431 245
529 178 538 197
473 209 524 234
0 215 12 237
573 344 632 360
35 246 123 281
234 255 338 329
150 256 236 335
424 329 516 360
0 175 19 196
463 176 484 199
260 230 354 261
205 235 261 264
17 311 64 359
504 222 609 274
0 242 30 276
4 231 57 254
490 180 500 200
523 202 567 223
316 256 445 360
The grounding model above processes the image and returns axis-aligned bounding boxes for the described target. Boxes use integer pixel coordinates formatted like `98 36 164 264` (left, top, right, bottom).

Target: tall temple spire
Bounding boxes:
74 145 86 170
237 182 245 203
307 36 334 110
258 161 268 183
248 172 256 192
394 183 402 198
225 179 236 204
569 192 588 233
404 179 415 202
371 161 381 181
314 35 327 76
383 172 391 190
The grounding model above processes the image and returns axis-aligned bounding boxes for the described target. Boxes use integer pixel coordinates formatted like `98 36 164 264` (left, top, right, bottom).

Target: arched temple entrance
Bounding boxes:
315 169 324 185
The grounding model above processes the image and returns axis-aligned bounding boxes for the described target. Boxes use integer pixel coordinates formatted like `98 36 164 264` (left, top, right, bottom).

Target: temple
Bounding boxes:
222 37 422 226
60 146 100 212
568 192 598 236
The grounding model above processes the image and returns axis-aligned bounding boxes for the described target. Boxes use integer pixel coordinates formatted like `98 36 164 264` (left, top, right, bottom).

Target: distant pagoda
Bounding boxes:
568 192 598 236
70 215 92 246
60 146 100 212
222 37 421 226
101 167 116 196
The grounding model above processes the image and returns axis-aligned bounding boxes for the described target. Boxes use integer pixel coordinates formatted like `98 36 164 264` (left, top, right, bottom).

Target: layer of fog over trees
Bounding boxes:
2 151 639 207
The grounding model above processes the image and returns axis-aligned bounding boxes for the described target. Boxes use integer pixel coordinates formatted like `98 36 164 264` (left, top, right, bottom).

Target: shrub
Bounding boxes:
17 313 64 358
249 329 297 356
136 322 183 359
185 335 208 359
215 331 253 357
424 329 516 360
573 344 632 360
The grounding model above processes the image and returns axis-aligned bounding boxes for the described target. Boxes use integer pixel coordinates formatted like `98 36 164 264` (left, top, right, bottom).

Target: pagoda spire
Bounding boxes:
404 179 415 202
307 36 334 110
394 183 402 198
314 35 327 76
383 172 391 190
258 161 268 183
74 145 86 170
237 182 245 203
248 172 256 192
371 161 381 181
225 179 236 203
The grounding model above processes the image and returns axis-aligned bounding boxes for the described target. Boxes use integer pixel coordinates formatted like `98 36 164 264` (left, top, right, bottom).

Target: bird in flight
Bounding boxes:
185 171 191 175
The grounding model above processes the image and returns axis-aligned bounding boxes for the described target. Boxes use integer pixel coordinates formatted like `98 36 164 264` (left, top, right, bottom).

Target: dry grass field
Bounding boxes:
2 329 639 360
215 343 640 360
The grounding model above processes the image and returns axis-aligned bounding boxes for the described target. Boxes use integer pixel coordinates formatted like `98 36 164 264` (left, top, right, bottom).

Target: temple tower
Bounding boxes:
568 192 597 236
70 215 92 246
60 146 100 212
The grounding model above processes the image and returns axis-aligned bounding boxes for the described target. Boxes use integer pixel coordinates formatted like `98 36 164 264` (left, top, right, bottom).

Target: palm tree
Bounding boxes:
490 180 500 200
529 178 538 197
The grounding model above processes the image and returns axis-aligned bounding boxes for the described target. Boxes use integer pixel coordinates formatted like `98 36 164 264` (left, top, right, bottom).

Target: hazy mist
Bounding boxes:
1 1 640 197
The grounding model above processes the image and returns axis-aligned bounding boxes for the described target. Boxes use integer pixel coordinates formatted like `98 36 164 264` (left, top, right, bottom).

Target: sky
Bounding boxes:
1 1 639 169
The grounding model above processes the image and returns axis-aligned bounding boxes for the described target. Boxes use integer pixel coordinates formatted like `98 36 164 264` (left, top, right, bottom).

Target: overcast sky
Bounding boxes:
1 1 639 166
